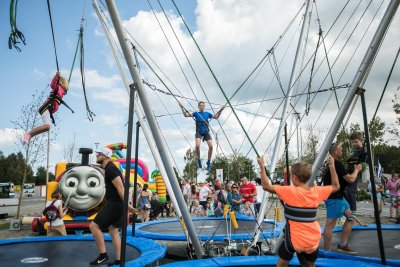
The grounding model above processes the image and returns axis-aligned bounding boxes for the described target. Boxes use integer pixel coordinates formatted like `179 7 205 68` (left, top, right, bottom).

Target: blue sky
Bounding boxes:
0 0 399 176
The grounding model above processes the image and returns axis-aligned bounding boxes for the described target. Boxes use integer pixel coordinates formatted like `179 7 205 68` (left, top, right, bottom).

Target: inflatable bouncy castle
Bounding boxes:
32 146 149 234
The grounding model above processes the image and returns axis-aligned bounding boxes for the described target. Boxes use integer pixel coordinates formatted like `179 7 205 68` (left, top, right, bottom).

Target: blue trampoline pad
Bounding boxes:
0 235 166 267
161 255 387 266
133 216 283 241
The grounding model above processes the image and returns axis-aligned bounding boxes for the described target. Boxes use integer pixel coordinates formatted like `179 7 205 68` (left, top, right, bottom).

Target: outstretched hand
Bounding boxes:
56 71 61 77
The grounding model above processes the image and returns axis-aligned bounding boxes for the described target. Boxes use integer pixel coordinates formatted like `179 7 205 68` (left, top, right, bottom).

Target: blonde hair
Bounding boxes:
59 76 69 91
291 162 312 183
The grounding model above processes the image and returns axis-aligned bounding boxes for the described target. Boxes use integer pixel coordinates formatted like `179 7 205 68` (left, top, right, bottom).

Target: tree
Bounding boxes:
63 134 79 163
302 125 322 164
11 88 59 219
182 149 257 184
183 148 198 182
374 144 400 173
35 166 55 185
392 86 400 125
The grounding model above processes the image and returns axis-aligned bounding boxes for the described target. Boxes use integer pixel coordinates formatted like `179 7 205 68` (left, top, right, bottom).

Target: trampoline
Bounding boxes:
132 215 283 241
0 235 166 267
319 224 400 267
161 255 387 266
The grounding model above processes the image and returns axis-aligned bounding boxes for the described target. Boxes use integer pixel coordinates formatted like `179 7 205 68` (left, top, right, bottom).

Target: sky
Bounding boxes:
0 0 399 177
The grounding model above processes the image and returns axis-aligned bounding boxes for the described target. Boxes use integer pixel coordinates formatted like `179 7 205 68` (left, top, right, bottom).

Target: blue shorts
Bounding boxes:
325 198 350 219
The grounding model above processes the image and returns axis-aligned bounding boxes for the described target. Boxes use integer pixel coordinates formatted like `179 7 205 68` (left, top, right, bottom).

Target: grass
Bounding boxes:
0 222 10 230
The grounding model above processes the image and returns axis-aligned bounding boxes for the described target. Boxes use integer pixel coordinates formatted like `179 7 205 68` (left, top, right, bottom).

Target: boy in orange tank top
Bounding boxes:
257 155 339 267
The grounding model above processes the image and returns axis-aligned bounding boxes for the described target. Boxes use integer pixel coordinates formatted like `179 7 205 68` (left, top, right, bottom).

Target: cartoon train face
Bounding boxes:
59 165 106 211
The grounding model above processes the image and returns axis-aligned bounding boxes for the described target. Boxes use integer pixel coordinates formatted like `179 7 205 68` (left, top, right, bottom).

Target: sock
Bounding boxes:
339 241 347 247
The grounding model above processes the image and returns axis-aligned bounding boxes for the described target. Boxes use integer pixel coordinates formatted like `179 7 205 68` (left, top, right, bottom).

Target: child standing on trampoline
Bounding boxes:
23 71 69 143
257 156 340 267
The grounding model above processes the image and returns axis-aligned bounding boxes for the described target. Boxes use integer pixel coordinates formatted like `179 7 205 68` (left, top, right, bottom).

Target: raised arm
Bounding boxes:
212 106 225 119
257 156 276 193
327 155 340 193
179 103 192 118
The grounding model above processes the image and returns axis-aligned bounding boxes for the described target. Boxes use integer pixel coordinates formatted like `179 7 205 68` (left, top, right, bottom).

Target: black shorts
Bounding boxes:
278 242 318 263
195 131 212 142
94 201 123 229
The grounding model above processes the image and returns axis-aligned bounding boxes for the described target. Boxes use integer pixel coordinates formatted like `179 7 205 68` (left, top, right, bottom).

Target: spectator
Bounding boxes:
198 181 212 210
227 184 242 212
239 176 257 214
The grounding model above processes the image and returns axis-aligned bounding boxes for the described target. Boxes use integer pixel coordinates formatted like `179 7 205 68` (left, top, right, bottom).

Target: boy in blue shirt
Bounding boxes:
180 101 224 172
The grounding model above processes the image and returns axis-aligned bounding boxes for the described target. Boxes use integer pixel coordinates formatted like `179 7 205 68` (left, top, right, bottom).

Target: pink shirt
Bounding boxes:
49 76 66 114
386 179 400 197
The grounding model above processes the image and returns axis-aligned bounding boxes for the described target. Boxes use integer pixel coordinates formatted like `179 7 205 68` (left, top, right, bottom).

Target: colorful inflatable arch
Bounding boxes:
151 170 167 202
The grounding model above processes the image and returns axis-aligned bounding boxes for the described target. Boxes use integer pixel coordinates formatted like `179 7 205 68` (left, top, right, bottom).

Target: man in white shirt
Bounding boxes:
198 181 212 210
181 179 191 206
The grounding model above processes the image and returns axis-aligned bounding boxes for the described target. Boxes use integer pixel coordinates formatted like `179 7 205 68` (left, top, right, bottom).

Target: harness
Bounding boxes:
195 120 209 135
283 204 317 222
282 203 318 254
38 87 74 125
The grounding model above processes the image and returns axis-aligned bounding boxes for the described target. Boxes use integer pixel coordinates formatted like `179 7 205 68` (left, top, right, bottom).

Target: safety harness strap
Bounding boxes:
284 204 317 222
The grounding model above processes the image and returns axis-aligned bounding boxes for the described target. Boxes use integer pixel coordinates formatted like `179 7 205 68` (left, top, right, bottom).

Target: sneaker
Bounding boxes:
197 159 202 169
23 133 31 144
337 244 357 254
90 255 109 265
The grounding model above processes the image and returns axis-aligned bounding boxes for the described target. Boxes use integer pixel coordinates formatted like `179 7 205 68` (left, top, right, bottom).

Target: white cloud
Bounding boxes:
0 128 20 149
92 87 128 107
97 114 125 126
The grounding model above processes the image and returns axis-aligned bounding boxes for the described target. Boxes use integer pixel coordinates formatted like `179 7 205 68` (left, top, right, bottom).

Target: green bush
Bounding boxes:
357 189 370 201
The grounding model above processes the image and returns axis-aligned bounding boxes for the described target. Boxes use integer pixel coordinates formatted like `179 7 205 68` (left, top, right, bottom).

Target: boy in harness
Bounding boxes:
257 156 340 267
180 101 224 172
23 71 70 143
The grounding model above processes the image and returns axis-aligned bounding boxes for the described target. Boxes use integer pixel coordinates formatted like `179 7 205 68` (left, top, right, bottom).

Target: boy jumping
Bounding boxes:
180 101 224 172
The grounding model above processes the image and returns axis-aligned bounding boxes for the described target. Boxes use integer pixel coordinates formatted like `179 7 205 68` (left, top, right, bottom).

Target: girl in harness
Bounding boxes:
180 101 224 172
23 71 69 143
257 155 340 267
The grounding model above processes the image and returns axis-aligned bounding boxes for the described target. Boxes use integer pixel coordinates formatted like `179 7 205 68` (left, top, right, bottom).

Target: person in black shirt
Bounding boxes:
89 148 135 266
322 143 362 254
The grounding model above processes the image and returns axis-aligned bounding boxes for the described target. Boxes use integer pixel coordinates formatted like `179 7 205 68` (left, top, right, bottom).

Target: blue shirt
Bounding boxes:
192 111 213 134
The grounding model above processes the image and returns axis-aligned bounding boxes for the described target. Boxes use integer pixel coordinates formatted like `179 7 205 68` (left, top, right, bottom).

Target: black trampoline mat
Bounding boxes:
140 219 273 236
320 229 400 259
0 240 141 267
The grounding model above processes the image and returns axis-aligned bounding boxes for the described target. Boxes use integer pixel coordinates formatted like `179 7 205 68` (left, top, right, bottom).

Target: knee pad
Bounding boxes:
347 213 356 222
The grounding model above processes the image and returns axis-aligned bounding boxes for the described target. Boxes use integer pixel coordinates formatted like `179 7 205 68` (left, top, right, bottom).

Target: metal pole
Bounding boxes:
92 0 182 218
46 129 50 185
104 0 203 258
308 0 400 186
284 123 290 186
253 0 312 244
359 88 386 265
131 121 140 237
120 83 136 267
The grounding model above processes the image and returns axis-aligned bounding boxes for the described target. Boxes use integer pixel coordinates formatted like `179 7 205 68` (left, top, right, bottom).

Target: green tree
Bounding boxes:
374 144 400 173
12 88 59 219
302 125 321 164
35 166 55 185
183 148 198 181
